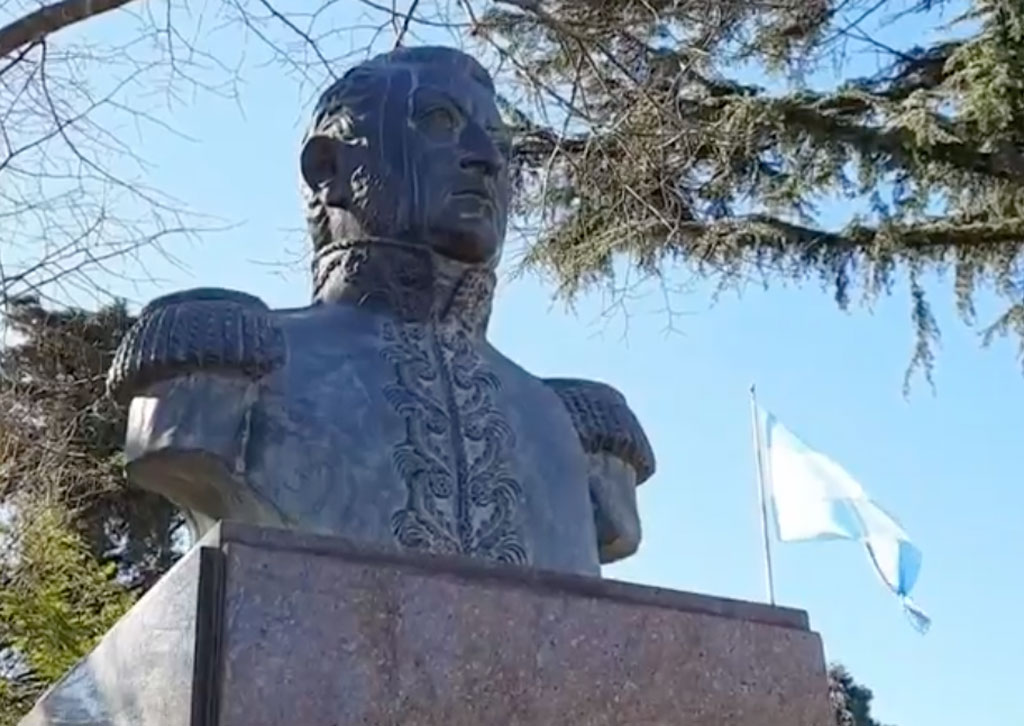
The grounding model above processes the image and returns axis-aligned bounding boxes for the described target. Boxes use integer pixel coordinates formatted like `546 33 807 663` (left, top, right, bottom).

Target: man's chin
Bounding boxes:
430 229 499 266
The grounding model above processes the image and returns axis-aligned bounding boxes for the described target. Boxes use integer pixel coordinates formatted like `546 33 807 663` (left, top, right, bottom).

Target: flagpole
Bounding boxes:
749 384 777 605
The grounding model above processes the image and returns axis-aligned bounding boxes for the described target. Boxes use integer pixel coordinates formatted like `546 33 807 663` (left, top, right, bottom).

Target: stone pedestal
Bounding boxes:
20 522 832 726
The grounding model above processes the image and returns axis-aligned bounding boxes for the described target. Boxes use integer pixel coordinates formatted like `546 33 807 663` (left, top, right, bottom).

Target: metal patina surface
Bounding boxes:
108 47 655 576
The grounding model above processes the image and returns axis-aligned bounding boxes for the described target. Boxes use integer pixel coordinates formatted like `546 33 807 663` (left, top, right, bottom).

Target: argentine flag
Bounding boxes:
758 407 931 633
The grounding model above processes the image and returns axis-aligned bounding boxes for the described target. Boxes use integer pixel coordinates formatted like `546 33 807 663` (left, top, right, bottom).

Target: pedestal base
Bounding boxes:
20 522 831 726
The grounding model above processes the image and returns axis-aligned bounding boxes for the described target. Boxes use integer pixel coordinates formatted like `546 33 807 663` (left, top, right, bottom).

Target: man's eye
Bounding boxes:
419 107 458 134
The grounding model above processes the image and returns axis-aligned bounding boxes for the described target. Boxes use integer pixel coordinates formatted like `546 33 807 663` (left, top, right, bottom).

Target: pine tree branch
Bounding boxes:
492 2 1024 185
516 90 1024 182
0 0 137 59
678 214 1024 252
764 94 1024 181
868 41 963 100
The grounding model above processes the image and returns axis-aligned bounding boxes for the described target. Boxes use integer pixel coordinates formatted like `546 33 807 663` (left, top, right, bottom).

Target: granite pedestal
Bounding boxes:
19 522 832 726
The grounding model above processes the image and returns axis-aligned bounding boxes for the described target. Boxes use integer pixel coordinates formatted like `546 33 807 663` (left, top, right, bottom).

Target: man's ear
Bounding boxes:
301 134 357 210
301 135 338 193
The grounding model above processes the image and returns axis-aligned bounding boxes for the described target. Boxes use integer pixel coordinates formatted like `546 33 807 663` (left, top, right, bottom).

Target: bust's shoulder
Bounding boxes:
107 287 286 403
136 286 273 310
541 378 655 483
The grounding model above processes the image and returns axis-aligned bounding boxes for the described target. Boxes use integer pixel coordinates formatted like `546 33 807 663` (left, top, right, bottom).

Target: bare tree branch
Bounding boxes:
0 0 138 59
393 0 422 48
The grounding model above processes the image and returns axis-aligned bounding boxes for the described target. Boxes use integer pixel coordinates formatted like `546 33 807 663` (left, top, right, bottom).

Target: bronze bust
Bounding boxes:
109 46 655 576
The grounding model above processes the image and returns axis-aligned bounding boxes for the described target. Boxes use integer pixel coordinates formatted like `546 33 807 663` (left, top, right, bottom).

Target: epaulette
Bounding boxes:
107 287 286 404
543 378 655 484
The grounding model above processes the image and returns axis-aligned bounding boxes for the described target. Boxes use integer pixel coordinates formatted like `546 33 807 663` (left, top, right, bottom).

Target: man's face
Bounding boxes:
303 55 510 266
406 65 510 265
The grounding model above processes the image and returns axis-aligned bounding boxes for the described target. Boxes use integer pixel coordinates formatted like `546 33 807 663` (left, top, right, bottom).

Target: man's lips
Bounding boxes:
452 189 492 203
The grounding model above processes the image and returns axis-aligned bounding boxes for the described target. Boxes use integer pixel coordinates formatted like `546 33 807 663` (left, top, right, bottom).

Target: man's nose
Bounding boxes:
459 123 503 177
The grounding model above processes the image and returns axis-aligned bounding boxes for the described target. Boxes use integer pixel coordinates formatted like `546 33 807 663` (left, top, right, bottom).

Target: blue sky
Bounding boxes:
52 2 1024 724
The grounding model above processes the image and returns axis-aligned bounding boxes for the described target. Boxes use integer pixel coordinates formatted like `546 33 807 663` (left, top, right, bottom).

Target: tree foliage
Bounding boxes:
0 504 134 725
473 0 1024 386
0 299 184 723
829 663 890 726
0 299 183 588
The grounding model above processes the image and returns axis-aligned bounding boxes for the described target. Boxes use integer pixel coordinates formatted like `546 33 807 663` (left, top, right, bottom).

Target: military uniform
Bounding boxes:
109 243 654 576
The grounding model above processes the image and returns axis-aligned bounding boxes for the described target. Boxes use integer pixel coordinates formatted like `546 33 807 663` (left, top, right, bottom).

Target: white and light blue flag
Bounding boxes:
758 407 931 633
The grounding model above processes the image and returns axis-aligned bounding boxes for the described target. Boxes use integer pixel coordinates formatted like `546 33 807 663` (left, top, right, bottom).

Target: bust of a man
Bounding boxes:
109 46 655 576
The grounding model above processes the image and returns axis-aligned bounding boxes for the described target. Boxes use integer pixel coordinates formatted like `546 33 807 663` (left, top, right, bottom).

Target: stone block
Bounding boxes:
21 522 831 726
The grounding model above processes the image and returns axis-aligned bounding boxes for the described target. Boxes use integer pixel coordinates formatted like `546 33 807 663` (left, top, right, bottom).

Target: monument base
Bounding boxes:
20 522 832 726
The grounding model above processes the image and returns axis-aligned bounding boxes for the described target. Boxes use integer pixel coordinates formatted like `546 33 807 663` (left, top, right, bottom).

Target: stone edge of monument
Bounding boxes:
16 541 222 726
206 520 811 631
